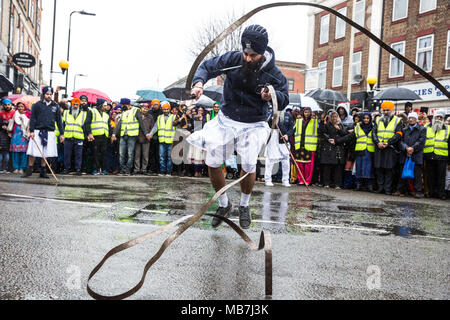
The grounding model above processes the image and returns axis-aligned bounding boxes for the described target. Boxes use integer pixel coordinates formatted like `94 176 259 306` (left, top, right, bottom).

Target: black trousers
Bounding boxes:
92 135 108 172
425 159 447 198
322 164 344 187
376 168 394 193
396 164 423 194
149 139 160 173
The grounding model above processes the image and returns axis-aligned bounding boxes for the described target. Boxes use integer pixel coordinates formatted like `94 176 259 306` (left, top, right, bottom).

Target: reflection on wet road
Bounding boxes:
1 175 448 241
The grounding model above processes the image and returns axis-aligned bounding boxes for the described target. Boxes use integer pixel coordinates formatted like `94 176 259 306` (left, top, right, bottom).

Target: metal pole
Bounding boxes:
64 11 75 98
49 0 57 87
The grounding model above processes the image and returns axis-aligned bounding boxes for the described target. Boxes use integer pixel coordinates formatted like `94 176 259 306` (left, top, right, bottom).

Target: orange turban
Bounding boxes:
381 101 395 111
71 98 81 106
151 99 160 106
161 101 171 110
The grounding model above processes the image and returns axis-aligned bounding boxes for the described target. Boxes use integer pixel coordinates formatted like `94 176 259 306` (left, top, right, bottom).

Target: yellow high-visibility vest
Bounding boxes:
63 110 87 140
376 116 400 143
355 123 375 153
91 109 110 138
157 114 176 144
120 107 139 137
424 125 449 156
294 118 318 151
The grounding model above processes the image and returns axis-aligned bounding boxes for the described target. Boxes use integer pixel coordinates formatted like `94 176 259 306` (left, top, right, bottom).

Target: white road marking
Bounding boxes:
1 193 113 208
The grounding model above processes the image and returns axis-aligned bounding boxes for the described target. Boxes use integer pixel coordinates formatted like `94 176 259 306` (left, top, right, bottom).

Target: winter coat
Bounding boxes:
319 121 354 165
398 124 426 165
372 115 403 169
0 121 10 152
137 113 154 144
193 47 289 123
336 104 354 130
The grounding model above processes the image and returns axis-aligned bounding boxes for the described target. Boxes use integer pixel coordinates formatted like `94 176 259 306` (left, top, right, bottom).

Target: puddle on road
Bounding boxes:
2 177 447 239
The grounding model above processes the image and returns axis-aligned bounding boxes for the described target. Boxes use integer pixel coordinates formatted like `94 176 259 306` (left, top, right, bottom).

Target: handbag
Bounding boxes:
401 157 415 180
7 118 14 132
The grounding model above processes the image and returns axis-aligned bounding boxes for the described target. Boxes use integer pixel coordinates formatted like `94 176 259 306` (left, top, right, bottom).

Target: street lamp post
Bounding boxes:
73 74 87 92
366 76 378 112
64 10 96 98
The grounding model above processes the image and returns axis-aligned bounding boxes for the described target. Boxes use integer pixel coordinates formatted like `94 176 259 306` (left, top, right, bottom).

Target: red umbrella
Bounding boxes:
13 95 40 110
3 94 24 101
72 88 112 104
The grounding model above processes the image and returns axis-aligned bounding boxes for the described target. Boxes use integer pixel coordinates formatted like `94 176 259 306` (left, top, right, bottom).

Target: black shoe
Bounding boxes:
61 170 70 175
21 168 32 178
211 203 233 228
75 171 82 176
374 188 384 194
239 206 252 229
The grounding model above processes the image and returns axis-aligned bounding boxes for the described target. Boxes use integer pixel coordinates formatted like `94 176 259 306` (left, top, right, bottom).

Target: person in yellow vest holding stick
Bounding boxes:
148 101 181 176
354 113 375 192
62 98 93 175
111 98 152 175
372 101 403 195
90 99 111 175
293 106 318 185
423 110 450 200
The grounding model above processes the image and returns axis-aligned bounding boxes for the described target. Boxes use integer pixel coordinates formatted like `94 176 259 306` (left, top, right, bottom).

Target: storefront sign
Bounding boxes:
12 53 36 68
384 79 450 102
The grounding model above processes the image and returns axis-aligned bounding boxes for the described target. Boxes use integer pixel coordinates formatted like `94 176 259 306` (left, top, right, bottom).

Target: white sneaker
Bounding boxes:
282 182 291 188
265 182 274 187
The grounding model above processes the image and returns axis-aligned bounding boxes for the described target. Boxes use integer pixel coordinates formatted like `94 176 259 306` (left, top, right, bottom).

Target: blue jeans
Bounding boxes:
119 135 137 173
0 152 10 171
159 143 172 174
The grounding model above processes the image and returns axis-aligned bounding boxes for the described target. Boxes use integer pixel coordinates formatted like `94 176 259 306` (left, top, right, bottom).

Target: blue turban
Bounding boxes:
241 25 269 55
2 99 12 105
42 86 54 95
120 98 131 105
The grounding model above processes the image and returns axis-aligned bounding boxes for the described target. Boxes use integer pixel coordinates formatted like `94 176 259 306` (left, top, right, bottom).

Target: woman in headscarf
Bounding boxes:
10 102 31 174
354 112 375 191
319 110 353 188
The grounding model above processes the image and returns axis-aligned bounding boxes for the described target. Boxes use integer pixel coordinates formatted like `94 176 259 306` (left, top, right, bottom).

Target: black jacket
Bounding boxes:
193 48 289 123
319 122 353 165
399 124 426 165
30 100 64 134
0 121 10 152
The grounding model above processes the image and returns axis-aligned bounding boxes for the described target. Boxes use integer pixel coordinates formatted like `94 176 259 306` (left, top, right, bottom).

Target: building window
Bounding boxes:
288 79 295 91
332 56 343 88
335 7 347 39
8 13 14 50
393 0 408 21
30 0 35 25
419 0 436 14
416 34 434 72
352 51 362 83
0 0 3 34
319 14 330 44
318 61 327 89
446 31 450 70
354 0 365 27
389 41 405 78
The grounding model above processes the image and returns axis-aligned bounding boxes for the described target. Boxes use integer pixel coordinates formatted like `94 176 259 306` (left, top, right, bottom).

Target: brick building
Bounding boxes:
306 0 450 111
379 0 450 111
0 0 42 97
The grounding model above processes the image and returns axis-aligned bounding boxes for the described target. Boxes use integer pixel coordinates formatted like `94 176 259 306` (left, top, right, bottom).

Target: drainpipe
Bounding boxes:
377 0 386 90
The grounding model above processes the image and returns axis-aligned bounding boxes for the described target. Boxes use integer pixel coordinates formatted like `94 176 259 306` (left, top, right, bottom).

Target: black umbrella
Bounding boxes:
373 87 422 101
203 85 223 102
163 85 193 101
289 93 302 106
306 88 349 102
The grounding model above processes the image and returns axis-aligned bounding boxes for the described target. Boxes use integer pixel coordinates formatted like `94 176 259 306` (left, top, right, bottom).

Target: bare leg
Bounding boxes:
208 166 226 192
240 170 256 195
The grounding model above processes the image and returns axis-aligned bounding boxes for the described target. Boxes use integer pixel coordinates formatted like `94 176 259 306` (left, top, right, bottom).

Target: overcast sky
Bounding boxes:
41 0 310 101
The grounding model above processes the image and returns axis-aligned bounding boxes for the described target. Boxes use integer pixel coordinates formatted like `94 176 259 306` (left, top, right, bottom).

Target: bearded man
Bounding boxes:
188 24 289 229
423 110 450 200
372 101 403 195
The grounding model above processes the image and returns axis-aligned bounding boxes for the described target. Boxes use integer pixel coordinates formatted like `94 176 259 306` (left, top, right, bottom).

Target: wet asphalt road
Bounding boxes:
0 173 448 300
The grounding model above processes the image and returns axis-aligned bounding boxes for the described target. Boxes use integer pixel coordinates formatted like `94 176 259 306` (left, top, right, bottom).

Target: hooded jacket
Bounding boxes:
193 47 289 123
336 104 354 130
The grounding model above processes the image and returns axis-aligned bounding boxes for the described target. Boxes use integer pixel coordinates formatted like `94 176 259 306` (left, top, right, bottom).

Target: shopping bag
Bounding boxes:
401 157 415 180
